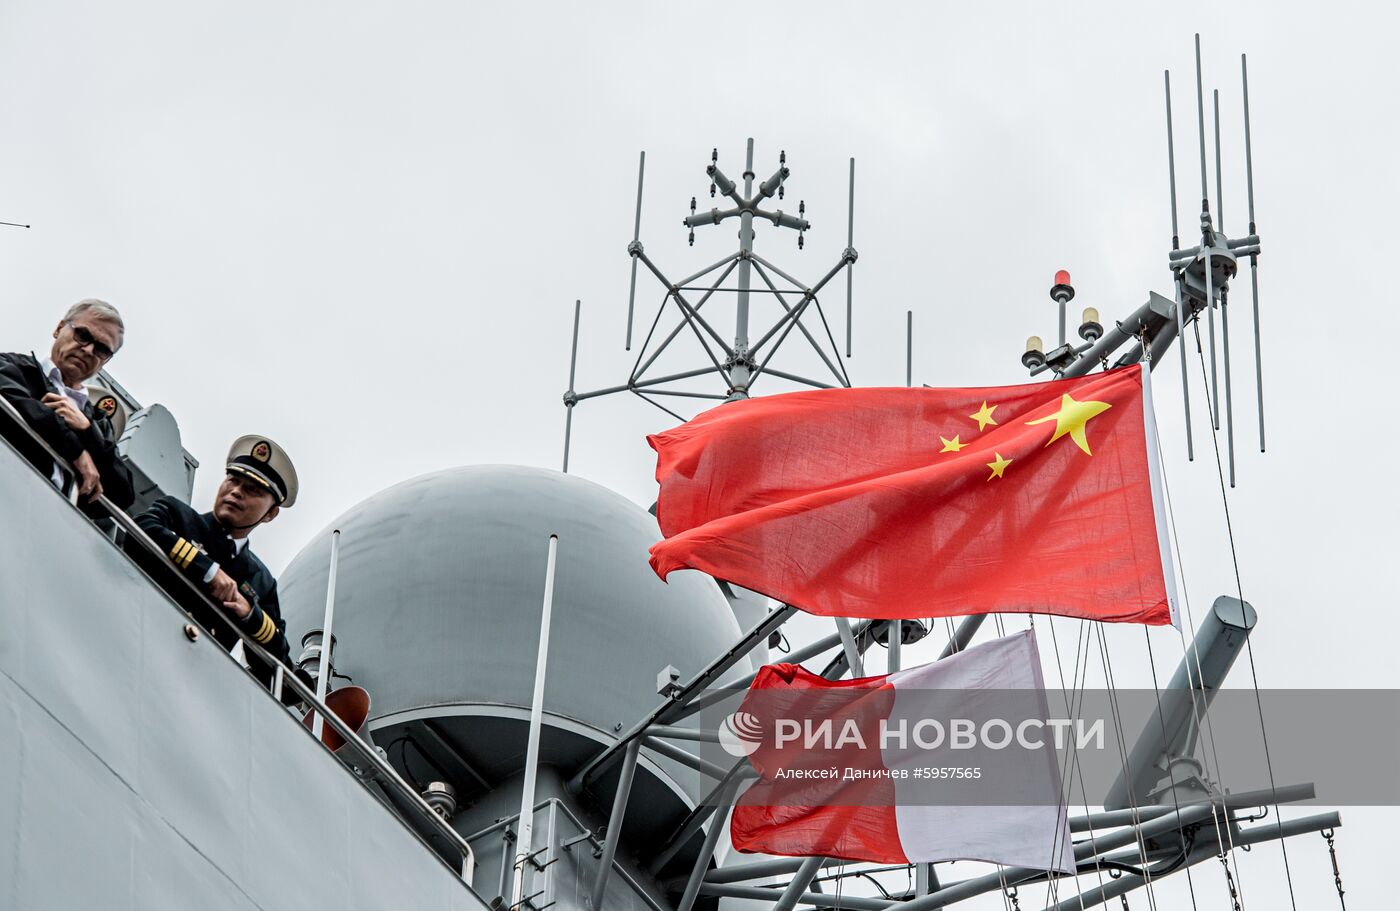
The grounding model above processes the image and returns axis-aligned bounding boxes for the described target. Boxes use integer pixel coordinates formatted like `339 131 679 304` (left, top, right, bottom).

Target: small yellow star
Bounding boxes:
969 401 999 432
1025 393 1113 456
939 435 965 453
986 452 1012 480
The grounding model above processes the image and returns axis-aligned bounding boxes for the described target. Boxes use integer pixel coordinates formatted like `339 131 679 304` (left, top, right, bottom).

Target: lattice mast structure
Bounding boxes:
561 138 857 470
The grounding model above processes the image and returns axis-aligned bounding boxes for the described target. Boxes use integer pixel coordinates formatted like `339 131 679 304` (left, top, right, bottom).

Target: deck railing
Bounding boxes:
0 394 478 888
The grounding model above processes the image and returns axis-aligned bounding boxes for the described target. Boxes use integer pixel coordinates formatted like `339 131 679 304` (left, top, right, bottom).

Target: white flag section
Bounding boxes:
731 629 1075 874
886 629 1074 872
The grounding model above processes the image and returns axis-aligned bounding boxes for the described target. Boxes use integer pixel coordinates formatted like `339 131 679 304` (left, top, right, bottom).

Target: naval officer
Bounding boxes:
0 299 135 509
134 435 298 685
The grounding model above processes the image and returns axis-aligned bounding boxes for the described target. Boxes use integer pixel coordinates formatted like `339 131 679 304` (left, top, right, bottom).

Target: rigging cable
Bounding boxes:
1157 320 1249 901
1045 617 1106 909
1135 338 1202 911
1033 615 1065 908
1094 623 1160 911
1142 627 1201 911
998 866 1015 911
1193 318 1298 911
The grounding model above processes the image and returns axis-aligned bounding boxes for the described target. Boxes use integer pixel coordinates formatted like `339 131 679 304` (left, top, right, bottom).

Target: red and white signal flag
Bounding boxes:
729 629 1076 873
649 364 1178 626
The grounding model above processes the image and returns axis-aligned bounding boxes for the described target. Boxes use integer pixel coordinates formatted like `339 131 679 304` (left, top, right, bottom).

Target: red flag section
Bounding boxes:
649 365 1177 626
730 630 1075 872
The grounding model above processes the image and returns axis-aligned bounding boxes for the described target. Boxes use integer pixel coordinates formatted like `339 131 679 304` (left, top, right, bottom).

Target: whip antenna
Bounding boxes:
625 152 646 351
1242 53 1265 452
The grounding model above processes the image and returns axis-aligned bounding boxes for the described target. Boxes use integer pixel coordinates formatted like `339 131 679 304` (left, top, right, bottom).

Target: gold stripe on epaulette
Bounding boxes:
181 545 198 569
256 612 276 644
171 537 188 561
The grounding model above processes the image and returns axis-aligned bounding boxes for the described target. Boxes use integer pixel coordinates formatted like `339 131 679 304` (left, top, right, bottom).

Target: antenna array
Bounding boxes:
561 139 858 471
1016 34 1264 487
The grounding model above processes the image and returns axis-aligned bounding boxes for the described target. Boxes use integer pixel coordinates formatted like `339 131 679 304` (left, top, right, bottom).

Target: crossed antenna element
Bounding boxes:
560 139 858 471
1016 34 1264 487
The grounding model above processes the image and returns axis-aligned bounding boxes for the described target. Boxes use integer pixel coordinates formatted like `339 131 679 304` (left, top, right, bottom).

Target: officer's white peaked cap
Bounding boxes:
226 434 298 508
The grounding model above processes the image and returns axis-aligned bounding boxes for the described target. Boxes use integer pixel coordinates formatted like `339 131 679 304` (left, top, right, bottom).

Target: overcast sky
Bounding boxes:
2 2 1392 907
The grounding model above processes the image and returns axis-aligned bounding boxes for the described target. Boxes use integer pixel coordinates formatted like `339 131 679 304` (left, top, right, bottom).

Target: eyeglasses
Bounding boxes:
68 323 116 360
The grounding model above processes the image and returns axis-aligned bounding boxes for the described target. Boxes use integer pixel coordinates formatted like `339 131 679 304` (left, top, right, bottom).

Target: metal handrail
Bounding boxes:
0 394 478 887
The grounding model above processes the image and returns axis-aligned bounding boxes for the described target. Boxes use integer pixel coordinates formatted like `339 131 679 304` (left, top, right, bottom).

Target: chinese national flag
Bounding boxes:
648 364 1178 626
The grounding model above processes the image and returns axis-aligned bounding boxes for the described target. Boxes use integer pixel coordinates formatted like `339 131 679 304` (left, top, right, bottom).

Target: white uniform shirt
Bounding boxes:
203 534 249 583
38 354 89 487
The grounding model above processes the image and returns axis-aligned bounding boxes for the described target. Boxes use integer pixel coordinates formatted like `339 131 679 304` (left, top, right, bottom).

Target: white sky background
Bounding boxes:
1 1 1393 907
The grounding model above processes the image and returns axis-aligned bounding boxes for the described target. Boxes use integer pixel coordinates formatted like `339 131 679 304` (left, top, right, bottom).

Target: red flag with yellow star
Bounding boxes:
647 364 1178 626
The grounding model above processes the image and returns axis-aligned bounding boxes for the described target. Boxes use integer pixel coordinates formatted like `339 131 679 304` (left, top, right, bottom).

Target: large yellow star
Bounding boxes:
986 452 1012 480
1025 393 1112 455
939 435 965 453
969 401 999 431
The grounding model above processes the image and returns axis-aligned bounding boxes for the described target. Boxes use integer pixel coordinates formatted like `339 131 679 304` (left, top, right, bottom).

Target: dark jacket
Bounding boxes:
0 351 135 510
133 495 292 686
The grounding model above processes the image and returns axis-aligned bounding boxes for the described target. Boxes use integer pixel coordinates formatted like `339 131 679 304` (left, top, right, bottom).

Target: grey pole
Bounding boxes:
626 152 645 351
512 534 561 908
906 310 913 387
589 737 641 910
311 528 341 743
731 138 757 396
648 724 721 743
1164 71 1195 461
1241 53 1265 452
899 803 1215 911
1164 71 1181 248
1103 596 1256 809
938 614 984 658
642 736 731 781
1174 279 1195 462
645 772 744 876
563 299 581 472
675 777 742 911
1195 35 1220 430
846 156 855 357
698 882 888 911
915 863 940 897
1213 89 1224 233
1049 811 1341 911
1204 234 1219 430
835 617 865 677
888 619 902 673
1221 286 1236 486
773 855 826 911
1194 35 1209 209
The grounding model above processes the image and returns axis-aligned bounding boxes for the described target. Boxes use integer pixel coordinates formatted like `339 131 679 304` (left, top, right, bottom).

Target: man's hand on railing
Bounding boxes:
209 567 239 602
222 591 253 621
73 450 102 500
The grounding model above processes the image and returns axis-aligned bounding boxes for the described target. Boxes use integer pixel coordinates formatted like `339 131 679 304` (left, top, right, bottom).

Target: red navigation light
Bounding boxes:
1054 269 1071 287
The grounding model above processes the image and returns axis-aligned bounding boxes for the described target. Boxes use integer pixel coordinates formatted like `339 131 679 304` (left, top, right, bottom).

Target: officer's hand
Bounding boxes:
73 450 103 500
42 393 91 431
208 568 238 602
222 593 253 621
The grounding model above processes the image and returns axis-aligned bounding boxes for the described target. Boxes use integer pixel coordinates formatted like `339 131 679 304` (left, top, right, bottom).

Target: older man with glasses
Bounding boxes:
0 299 135 509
